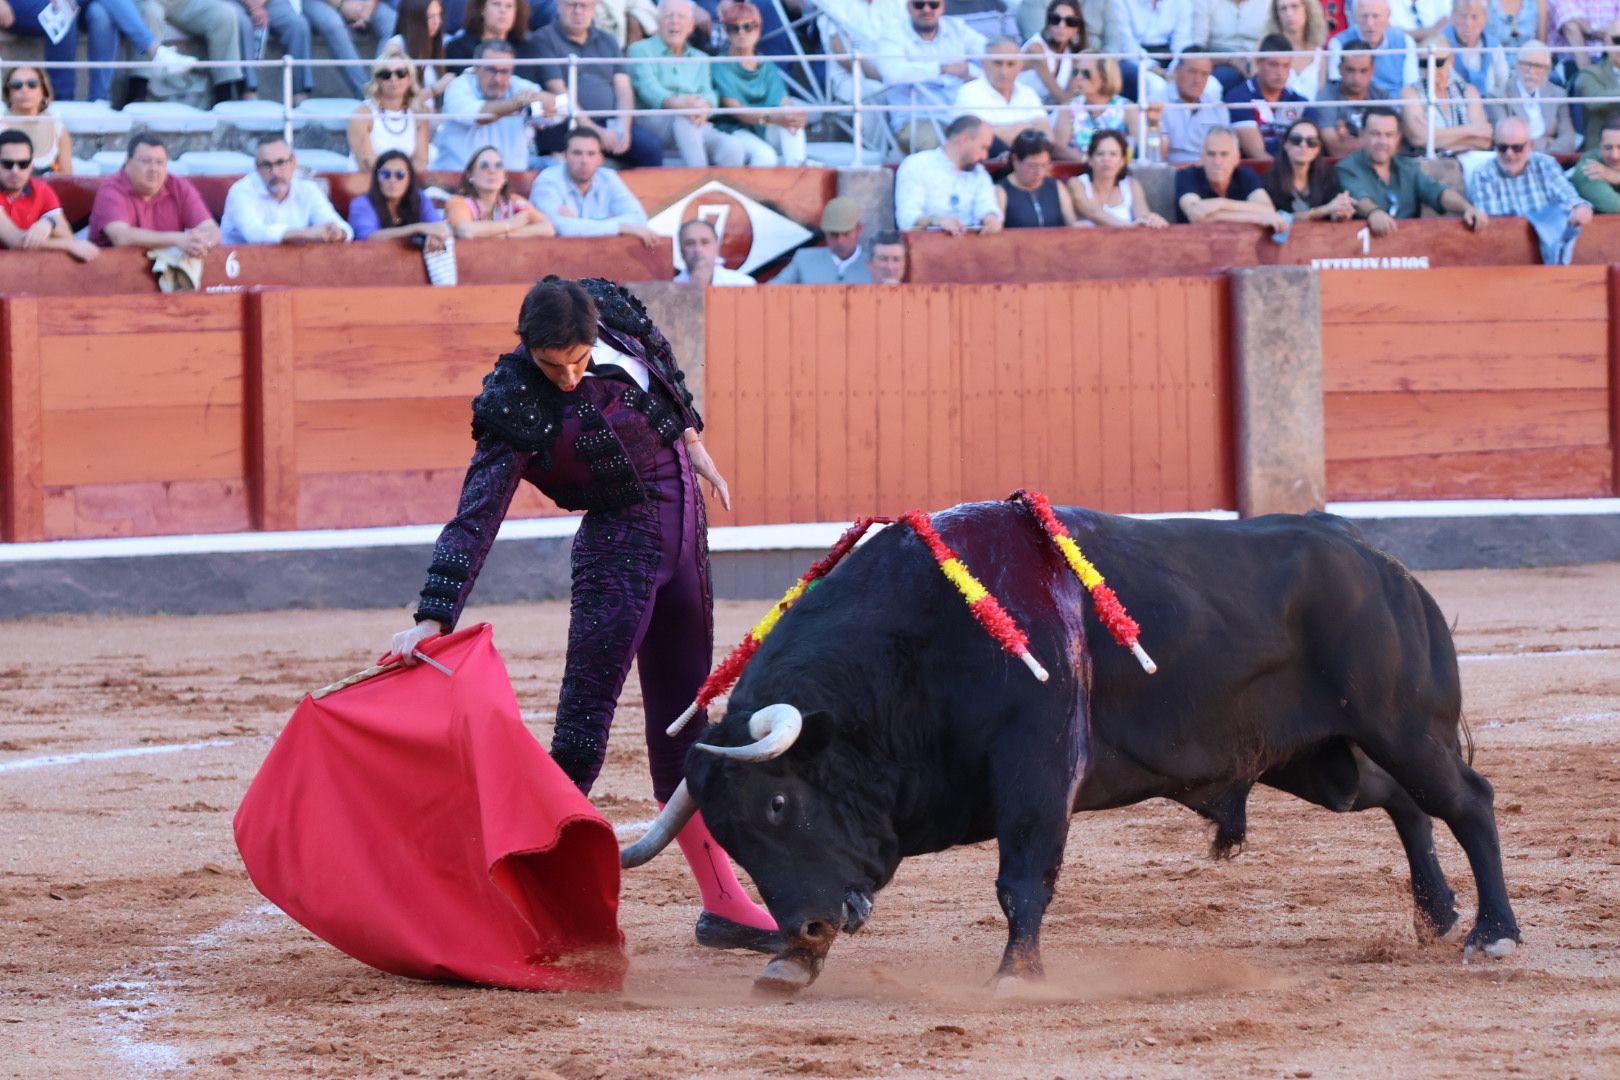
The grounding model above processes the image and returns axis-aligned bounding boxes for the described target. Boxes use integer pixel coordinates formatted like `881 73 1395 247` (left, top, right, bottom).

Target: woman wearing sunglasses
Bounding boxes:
349 47 432 173
446 146 557 238
349 150 453 251
711 1 807 165
1 66 72 176
1052 57 1138 162
1019 0 1088 104
1261 118 1355 220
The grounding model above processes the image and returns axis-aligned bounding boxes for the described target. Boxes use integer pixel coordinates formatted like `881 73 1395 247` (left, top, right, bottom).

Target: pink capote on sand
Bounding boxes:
233 623 627 991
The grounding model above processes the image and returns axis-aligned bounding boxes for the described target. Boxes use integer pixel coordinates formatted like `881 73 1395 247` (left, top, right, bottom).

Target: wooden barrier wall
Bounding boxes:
1320 266 1616 500
700 280 1235 525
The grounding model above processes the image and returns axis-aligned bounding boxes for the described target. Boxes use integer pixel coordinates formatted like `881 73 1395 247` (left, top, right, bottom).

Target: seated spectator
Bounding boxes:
870 0 989 145
1466 115 1590 262
1261 117 1355 219
222 136 354 245
674 217 755 284
1487 41 1575 154
1161 47 1229 163
3 1 83 101
1485 0 1538 56
1175 125 1290 233
383 0 455 107
299 0 402 98
816 0 901 108
1336 106 1487 235
1316 39 1390 156
953 35 1050 151
1554 0 1609 71
89 133 219 253
82 0 198 106
1052 57 1136 162
1390 0 1450 40
1225 33 1320 159
867 228 908 284
1 66 72 175
894 114 1004 233
0 129 97 260
1070 128 1169 227
628 0 747 167
232 0 317 105
434 39 559 172
1571 114 1620 213
997 129 1078 227
1262 0 1329 98
1117 0 1192 62
1197 0 1272 92
712 1 809 166
445 144 556 237
1327 0 1416 95
770 197 871 282
445 0 544 78
1573 17 1620 147
349 48 432 172
349 149 450 249
594 0 658 46
1445 0 1508 92
528 127 657 241
1400 39 1492 153
1019 0 1088 105
135 0 247 104
531 0 662 166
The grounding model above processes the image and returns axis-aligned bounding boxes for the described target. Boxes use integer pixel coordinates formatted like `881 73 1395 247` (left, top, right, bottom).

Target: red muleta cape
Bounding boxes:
234 623 627 992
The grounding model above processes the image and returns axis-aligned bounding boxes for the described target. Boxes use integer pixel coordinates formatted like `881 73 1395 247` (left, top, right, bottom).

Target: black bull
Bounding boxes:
628 502 1523 991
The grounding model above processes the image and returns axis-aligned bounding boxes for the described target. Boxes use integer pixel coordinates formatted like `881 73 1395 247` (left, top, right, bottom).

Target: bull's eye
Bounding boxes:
766 793 787 825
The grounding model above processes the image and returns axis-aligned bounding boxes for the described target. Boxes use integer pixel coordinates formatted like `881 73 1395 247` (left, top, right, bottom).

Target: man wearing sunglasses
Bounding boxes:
870 0 988 145
1573 17 1620 143
221 134 353 245
1336 106 1487 236
1398 37 1491 153
0 130 98 262
1466 115 1591 263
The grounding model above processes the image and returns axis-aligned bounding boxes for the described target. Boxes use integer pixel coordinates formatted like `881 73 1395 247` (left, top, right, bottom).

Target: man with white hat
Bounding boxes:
769 198 871 284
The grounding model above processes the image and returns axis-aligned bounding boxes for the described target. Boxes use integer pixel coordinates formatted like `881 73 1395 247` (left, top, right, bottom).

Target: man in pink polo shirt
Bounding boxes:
89 133 220 254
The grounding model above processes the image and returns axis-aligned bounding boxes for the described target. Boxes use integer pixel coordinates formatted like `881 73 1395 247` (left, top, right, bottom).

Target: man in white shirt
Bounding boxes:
220 136 352 246
870 0 988 138
893 114 1004 233
952 36 1051 148
434 39 561 173
674 219 756 286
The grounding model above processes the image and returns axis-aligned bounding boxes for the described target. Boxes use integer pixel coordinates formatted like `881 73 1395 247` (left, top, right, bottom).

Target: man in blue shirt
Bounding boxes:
529 128 658 243
1224 33 1321 159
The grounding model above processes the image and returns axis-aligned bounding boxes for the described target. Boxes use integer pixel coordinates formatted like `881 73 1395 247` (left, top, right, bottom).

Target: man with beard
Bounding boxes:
529 127 658 243
221 135 351 245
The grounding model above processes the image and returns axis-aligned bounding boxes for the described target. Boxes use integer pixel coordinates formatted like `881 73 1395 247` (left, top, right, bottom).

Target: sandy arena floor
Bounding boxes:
2 563 1619 1079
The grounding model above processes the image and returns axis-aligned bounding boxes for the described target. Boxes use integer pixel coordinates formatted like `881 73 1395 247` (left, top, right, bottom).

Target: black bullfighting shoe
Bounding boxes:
694 912 786 954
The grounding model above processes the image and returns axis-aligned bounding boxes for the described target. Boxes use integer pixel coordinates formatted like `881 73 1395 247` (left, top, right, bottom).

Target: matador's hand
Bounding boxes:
388 620 443 665
686 438 731 511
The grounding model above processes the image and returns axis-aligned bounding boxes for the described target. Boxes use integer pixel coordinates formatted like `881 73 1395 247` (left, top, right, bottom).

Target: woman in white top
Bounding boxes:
348 47 432 174
1262 0 1327 98
1019 0 1088 104
2 66 72 176
1068 129 1168 227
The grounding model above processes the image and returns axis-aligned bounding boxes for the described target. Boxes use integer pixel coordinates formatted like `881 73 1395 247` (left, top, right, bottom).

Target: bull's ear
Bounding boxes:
785 709 836 759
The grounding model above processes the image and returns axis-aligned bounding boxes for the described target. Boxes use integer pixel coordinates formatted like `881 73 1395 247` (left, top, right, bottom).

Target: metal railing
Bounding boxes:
12 41 1618 167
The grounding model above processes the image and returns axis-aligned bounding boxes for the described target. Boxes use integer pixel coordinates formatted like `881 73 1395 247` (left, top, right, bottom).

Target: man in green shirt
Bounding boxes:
1335 107 1488 237
1570 113 1620 214
626 0 747 166
1574 17 1620 149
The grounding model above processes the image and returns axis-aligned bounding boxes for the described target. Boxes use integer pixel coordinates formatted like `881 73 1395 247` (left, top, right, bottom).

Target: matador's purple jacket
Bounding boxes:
415 279 712 801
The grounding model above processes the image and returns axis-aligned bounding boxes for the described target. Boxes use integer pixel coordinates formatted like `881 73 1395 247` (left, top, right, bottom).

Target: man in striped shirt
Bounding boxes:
1465 116 1592 263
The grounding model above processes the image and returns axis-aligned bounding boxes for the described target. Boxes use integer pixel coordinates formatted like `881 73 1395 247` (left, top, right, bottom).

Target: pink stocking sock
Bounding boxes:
674 810 777 931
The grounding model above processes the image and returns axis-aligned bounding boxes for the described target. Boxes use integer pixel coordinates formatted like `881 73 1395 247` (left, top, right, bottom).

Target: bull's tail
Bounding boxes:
1459 709 1476 767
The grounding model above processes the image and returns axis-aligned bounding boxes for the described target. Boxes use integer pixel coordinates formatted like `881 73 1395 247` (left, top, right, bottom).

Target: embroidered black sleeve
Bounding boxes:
415 435 530 628
470 353 564 464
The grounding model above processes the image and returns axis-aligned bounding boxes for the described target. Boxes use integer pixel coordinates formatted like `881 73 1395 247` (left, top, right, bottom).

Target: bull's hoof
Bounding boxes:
990 974 1043 999
752 955 819 996
1462 937 1518 963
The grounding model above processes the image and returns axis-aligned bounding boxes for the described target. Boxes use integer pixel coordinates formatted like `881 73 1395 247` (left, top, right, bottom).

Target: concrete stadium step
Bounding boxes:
49 101 134 137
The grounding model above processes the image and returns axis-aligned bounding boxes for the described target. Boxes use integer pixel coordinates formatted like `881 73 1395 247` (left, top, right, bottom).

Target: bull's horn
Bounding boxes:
619 779 698 868
694 703 803 763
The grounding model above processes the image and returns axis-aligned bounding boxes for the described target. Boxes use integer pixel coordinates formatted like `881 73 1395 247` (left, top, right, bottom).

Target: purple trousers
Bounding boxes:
549 439 713 803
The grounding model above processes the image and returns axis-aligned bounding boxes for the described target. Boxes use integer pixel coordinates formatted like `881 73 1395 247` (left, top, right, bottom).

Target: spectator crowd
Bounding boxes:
3 0 1619 272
